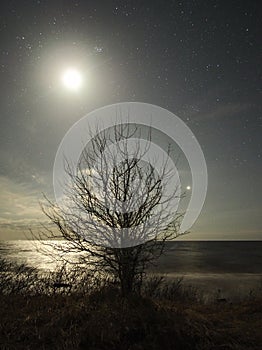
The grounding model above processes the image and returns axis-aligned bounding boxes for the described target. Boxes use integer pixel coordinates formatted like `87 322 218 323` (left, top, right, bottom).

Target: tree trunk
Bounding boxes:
119 252 135 297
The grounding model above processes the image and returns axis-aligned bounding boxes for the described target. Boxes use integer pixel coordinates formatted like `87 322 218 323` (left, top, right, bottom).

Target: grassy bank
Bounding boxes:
1 288 262 349
0 259 261 349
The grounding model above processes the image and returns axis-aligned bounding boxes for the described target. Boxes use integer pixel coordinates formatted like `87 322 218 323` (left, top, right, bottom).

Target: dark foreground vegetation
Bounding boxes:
0 259 261 350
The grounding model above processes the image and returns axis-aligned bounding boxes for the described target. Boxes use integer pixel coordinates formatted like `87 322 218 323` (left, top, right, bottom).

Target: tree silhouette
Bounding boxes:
37 123 185 296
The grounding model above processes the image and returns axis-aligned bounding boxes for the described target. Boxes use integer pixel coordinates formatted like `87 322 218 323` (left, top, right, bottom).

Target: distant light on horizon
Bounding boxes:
186 185 191 190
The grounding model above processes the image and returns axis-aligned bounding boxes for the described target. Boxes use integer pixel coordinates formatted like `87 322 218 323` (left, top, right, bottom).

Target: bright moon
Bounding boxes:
62 68 82 91
186 186 191 190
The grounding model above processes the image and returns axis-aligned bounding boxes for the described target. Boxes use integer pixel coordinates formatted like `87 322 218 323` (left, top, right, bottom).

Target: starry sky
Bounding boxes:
0 0 261 240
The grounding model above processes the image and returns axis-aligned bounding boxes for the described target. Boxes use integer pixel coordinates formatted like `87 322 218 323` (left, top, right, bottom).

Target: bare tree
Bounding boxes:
36 123 185 297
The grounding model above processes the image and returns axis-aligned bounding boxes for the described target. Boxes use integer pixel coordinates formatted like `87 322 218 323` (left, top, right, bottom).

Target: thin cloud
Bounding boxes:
0 176 47 235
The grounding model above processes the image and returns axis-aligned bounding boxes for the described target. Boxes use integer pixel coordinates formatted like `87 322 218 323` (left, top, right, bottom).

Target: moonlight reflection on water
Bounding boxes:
0 240 261 300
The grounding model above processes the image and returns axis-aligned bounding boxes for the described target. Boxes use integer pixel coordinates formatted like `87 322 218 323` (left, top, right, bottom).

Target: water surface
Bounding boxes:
1 240 261 300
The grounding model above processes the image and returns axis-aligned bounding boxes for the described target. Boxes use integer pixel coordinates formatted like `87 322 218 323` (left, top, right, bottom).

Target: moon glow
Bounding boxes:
62 68 82 91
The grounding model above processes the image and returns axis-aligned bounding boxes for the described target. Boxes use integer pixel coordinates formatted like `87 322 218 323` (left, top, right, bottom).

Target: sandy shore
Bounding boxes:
150 271 262 301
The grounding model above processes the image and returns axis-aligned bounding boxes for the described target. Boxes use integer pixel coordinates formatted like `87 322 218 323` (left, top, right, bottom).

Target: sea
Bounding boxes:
0 240 261 301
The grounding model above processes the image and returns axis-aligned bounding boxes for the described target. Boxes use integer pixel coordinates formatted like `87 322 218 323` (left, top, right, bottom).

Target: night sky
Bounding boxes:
0 1 261 240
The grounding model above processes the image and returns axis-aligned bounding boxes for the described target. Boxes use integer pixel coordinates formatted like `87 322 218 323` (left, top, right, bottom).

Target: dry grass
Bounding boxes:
0 289 262 349
0 259 261 349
